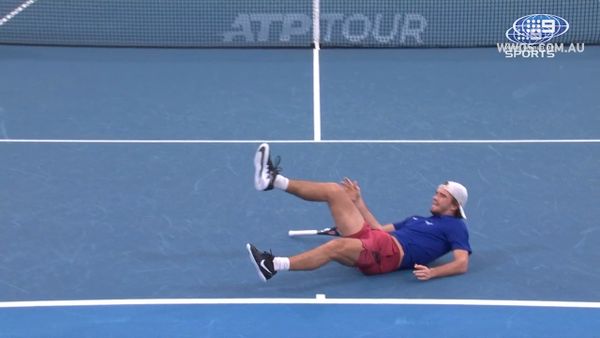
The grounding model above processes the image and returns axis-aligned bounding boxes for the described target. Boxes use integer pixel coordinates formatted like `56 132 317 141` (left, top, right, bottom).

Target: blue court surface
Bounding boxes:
1 45 600 337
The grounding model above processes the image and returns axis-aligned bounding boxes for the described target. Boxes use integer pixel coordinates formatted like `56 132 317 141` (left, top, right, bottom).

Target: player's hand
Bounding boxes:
413 264 433 281
341 177 361 203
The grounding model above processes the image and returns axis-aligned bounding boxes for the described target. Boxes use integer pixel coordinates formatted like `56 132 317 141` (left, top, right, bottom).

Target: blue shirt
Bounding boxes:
391 215 472 270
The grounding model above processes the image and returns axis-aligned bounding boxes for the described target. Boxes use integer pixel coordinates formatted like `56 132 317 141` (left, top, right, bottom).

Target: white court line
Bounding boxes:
0 0 38 26
1 297 600 309
0 139 599 144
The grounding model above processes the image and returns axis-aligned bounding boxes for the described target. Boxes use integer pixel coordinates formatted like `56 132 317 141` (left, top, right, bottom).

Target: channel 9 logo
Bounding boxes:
499 13 584 58
505 14 569 45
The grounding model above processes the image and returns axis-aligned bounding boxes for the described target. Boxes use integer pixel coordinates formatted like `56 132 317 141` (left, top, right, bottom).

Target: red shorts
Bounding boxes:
348 224 402 275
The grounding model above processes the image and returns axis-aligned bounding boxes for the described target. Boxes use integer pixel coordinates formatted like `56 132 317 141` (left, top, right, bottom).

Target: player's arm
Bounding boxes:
340 178 391 231
413 249 469 281
381 224 395 232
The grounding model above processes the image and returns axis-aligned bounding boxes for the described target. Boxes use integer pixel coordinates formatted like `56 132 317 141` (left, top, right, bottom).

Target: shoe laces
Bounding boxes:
262 249 274 259
267 156 282 176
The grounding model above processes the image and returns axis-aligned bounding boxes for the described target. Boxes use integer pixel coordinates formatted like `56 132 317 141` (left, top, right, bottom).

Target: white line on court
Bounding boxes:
0 139 599 144
1 297 600 309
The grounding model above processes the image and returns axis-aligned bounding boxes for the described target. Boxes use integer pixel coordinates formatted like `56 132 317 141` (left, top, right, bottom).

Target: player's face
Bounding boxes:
430 187 457 216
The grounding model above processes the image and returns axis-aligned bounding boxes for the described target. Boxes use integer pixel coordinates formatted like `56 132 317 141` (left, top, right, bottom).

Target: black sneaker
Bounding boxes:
254 143 282 191
246 243 277 282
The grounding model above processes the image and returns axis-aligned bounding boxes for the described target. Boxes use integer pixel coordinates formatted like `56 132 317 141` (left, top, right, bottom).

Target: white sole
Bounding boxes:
246 243 267 283
253 143 270 191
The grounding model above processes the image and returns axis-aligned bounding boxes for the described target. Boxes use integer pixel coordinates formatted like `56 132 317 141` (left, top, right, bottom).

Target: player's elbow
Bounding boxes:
456 258 469 274
452 250 469 275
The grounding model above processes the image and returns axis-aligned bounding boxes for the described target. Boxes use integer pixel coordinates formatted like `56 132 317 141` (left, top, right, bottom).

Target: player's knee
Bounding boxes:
323 182 345 200
324 239 349 258
325 239 359 266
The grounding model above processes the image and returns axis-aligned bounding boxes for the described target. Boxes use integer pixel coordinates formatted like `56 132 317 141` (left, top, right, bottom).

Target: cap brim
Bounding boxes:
458 205 467 219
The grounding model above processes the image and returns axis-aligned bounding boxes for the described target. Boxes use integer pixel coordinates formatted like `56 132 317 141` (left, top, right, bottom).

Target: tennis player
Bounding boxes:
247 143 471 282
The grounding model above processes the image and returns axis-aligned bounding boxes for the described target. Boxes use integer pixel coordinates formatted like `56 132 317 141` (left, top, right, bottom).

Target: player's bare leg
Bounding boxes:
248 143 365 281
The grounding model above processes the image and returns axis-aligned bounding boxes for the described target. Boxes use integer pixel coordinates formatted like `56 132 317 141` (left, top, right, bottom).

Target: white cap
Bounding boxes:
440 181 468 219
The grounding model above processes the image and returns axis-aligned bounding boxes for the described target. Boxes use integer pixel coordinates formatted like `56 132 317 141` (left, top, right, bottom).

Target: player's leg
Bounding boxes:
254 143 364 236
285 180 364 236
248 144 367 282
289 237 363 269
247 238 363 282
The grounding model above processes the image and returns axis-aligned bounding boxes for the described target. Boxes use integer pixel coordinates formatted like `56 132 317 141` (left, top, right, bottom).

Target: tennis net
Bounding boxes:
0 0 598 47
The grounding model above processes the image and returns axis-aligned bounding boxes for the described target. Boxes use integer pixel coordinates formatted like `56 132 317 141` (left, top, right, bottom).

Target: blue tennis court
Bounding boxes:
1 1 600 337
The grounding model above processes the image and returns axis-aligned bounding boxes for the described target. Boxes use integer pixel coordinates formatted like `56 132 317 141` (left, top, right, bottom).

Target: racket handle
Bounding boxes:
288 230 318 237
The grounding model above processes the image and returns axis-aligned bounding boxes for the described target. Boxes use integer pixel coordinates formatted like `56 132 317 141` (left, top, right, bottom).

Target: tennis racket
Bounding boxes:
288 226 340 237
